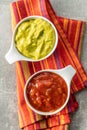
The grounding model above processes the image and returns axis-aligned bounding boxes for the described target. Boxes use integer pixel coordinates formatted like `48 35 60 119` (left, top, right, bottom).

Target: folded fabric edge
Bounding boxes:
23 122 69 130
56 16 86 59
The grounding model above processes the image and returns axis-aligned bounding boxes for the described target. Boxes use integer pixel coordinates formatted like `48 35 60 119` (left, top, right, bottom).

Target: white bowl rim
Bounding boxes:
24 69 70 116
7 15 58 63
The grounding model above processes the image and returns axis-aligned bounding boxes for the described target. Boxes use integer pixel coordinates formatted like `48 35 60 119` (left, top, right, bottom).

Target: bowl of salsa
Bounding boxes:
24 65 76 115
5 15 58 64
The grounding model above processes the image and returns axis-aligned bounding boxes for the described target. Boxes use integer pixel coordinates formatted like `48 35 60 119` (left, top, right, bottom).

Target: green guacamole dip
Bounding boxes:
15 18 56 60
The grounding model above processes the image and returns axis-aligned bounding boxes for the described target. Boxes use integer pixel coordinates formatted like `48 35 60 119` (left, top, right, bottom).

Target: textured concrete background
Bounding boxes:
0 0 87 130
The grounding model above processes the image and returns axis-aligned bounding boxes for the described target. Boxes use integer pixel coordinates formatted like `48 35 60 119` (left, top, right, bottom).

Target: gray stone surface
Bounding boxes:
0 0 87 130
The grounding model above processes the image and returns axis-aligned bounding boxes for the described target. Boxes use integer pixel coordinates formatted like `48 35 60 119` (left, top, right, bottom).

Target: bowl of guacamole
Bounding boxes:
5 16 58 63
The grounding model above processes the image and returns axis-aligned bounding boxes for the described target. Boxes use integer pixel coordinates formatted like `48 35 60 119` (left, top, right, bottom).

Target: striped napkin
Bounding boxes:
10 0 87 130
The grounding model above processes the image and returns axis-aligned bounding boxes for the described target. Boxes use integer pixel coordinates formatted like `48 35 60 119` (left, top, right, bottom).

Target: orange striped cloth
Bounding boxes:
10 0 87 130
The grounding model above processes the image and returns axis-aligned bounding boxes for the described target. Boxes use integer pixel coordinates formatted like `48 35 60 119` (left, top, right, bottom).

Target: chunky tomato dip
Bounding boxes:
26 72 68 112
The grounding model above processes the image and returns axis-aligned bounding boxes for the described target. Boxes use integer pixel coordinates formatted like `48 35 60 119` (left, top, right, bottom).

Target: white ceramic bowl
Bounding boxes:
5 15 58 64
24 65 76 115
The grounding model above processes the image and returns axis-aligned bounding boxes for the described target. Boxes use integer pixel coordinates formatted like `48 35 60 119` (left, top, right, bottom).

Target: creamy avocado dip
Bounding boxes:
15 18 56 60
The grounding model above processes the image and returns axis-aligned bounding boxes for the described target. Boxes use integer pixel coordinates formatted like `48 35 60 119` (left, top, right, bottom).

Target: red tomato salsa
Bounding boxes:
26 72 68 112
